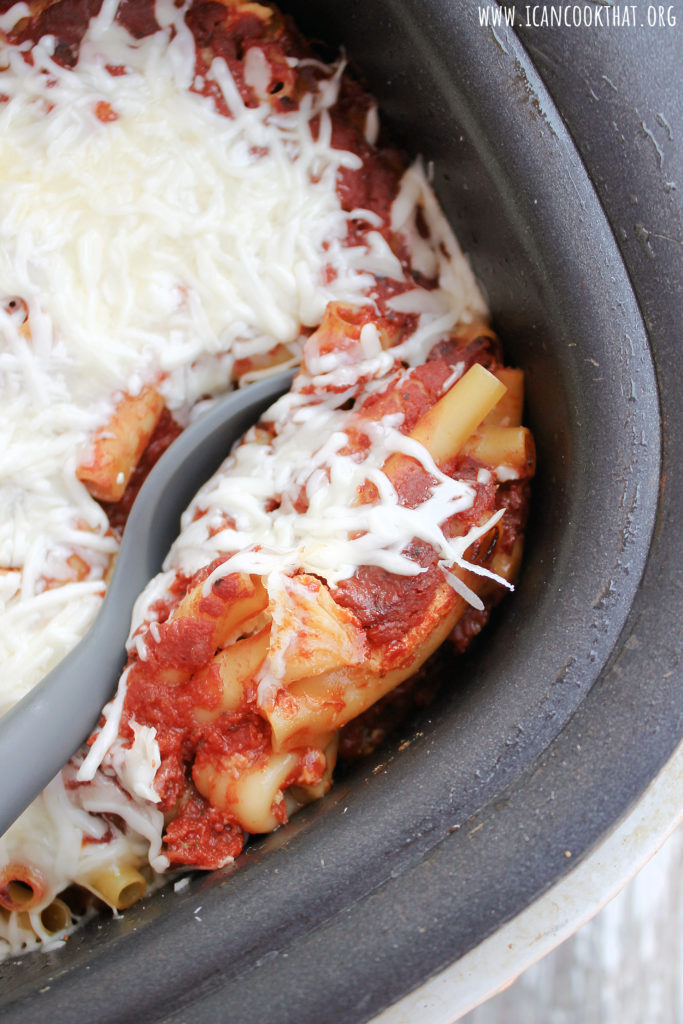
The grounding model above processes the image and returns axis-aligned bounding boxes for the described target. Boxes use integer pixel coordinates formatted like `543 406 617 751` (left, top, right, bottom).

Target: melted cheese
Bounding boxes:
0 0 487 958
156 345 507 611
169 383 480 586
0 0 451 710
79 347 508 783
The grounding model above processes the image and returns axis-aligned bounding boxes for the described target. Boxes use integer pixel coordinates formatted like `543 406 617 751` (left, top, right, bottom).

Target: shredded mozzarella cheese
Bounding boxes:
0 0 486 959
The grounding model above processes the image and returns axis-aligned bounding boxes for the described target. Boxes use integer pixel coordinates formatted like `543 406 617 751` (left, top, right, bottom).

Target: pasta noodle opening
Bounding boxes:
39 899 73 935
0 867 46 912
84 865 148 911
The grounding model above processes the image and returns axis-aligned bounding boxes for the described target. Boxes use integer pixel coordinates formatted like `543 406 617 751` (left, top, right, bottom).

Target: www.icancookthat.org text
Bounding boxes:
478 4 677 28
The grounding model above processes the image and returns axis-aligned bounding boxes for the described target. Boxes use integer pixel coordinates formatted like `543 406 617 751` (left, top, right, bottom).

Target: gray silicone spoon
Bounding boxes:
0 369 294 837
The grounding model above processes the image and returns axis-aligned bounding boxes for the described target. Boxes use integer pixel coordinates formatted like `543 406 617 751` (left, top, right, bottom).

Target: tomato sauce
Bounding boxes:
102 407 182 535
333 540 442 648
3 0 103 65
12 0 531 864
118 331 525 863
162 789 244 869
116 0 159 38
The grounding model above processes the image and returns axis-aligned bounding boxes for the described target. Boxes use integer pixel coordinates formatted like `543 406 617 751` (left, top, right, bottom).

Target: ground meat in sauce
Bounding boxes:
496 479 532 549
337 550 525 762
333 540 442 647
5 0 104 65
338 649 449 760
116 0 159 38
162 789 245 869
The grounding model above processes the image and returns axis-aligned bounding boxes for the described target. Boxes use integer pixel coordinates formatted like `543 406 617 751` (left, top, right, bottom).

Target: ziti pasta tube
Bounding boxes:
76 304 534 870
0 0 528 957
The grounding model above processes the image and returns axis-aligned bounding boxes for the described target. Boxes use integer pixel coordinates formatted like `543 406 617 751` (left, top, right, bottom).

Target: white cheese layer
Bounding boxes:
0 0 487 959
171 383 477 585
1 0 459 711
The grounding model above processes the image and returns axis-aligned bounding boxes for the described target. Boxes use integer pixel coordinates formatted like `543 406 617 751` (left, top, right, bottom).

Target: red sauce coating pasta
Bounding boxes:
0 0 533 945
102 331 531 867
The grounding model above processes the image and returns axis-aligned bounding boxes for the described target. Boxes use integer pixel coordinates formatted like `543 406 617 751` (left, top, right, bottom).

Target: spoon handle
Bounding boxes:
0 371 293 837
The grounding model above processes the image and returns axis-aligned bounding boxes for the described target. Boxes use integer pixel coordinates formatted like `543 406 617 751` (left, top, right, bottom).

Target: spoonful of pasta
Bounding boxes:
0 370 294 838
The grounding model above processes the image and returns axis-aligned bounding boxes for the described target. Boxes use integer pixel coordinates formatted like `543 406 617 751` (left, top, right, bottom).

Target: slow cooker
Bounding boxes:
1 2 680 1021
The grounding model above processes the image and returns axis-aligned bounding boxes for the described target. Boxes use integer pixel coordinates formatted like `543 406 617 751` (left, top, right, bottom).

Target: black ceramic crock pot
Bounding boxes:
1 3 680 1021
